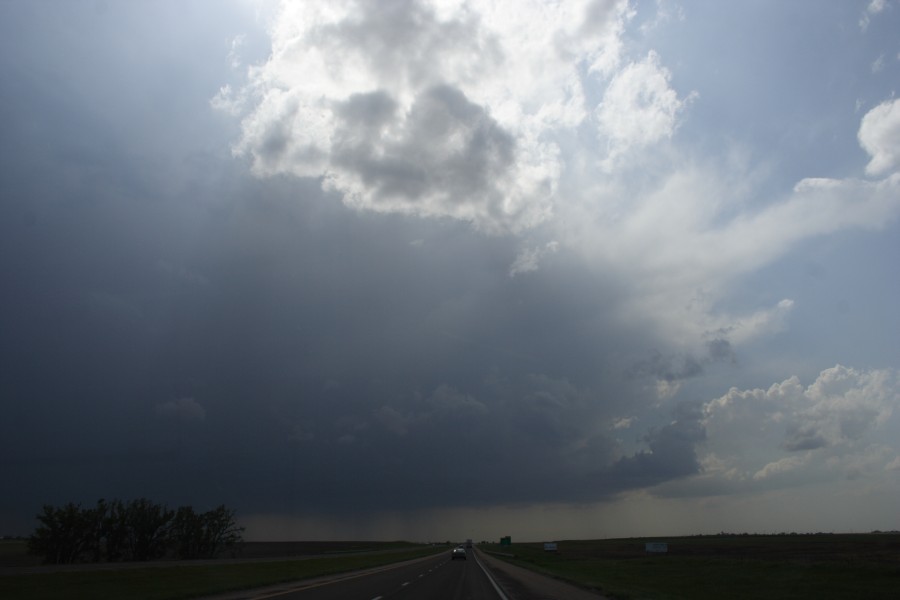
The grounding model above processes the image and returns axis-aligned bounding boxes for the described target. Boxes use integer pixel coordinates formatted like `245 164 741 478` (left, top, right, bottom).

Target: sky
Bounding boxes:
2 0 900 543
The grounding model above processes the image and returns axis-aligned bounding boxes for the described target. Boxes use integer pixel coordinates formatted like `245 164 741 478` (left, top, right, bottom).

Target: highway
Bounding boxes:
245 548 506 600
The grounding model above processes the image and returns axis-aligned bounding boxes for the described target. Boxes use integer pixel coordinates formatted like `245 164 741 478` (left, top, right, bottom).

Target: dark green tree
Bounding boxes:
200 505 244 558
83 499 110 562
28 498 243 563
123 498 173 561
102 499 129 562
169 505 203 559
168 505 243 559
28 503 93 564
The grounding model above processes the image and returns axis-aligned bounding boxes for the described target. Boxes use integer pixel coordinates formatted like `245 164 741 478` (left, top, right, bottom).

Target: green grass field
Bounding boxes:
0 542 39 568
482 534 900 600
0 544 446 600
6 534 899 599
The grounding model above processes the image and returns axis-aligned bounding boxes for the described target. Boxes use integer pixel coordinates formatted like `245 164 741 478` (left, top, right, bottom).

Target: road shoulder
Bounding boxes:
475 549 608 600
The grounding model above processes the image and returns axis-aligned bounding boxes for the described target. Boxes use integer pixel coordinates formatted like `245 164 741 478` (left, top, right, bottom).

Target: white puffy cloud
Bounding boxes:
228 33 247 69
753 454 810 481
859 98 900 176
871 53 886 73
788 365 897 449
220 0 639 233
595 50 694 167
698 365 900 491
612 416 635 430
860 0 888 31
508 240 559 276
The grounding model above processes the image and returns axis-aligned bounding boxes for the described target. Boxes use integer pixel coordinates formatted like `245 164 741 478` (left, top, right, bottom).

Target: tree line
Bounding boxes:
27 498 244 564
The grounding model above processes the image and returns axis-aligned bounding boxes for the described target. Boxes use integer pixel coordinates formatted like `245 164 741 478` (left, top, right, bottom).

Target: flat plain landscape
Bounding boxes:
0 540 444 600
3 533 899 599
482 533 900 599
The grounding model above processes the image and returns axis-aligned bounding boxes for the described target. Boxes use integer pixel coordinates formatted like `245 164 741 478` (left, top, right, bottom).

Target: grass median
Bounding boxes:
0 545 446 600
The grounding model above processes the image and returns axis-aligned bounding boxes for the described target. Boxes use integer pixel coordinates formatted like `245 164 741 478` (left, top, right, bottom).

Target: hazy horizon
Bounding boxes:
3 0 900 542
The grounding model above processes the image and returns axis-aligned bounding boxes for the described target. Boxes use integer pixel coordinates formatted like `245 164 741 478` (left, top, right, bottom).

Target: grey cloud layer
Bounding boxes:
330 86 517 218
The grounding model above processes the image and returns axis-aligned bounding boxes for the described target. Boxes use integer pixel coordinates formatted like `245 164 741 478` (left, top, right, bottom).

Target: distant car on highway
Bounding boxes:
451 546 467 560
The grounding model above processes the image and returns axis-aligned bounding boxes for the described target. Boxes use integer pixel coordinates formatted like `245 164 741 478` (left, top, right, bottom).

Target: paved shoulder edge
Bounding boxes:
474 548 608 600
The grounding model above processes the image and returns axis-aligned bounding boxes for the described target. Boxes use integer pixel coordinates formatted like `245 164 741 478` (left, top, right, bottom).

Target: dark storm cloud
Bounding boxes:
2 156 705 523
156 397 206 422
706 337 736 364
608 402 706 486
2 137 700 526
1 0 711 535
627 337 738 387
223 371 704 514
628 350 703 383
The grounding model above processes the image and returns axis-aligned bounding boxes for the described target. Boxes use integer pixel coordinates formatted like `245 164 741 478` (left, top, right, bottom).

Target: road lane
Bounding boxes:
250 549 503 600
388 551 504 600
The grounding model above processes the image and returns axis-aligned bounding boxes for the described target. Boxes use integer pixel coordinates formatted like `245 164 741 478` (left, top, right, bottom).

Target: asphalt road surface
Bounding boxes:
243 550 506 600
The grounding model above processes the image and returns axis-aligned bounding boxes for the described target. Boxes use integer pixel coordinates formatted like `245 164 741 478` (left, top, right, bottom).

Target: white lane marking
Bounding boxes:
371 597 382 600
402 581 410 586
473 551 511 600
250 552 443 599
